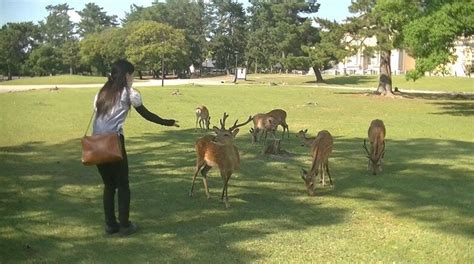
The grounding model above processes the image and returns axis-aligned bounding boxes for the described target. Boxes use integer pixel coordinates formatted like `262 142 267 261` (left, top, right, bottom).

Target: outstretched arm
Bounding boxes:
134 104 176 126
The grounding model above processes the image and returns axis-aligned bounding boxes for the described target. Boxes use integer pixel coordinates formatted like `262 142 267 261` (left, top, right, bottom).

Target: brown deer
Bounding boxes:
249 113 277 143
300 130 333 196
190 112 252 208
266 109 289 139
363 119 386 175
195 105 211 131
296 129 316 147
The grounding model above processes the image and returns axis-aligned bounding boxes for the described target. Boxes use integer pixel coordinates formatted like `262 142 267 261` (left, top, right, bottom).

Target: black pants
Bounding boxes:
96 135 131 228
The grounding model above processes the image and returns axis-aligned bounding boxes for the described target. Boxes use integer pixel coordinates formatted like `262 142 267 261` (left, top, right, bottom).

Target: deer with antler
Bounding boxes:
363 119 386 175
195 105 211 131
190 112 252 208
266 109 289 139
300 130 334 196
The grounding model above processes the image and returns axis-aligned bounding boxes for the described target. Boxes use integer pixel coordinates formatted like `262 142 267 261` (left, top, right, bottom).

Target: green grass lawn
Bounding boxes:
0 75 107 85
243 74 474 93
2 73 473 93
0 85 473 263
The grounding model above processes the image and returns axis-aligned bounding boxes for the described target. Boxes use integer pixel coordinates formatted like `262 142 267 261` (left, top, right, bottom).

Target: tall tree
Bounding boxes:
39 4 75 47
60 39 80 74
347 0 421 96
208 0 247 74
246 1 319 74
124 0 209 71
79 27 127 76
26 44 62 76
404 1 474 80
125 21 188 78
77 3 118 37
0 22 40 79
80 32 108 76
304 19 350 82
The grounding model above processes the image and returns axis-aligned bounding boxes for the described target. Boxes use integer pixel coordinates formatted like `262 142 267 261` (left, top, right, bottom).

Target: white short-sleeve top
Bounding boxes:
92 87 143 135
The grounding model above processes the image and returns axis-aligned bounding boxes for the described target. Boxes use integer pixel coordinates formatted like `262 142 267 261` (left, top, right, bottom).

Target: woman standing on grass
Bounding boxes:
93 59 179 236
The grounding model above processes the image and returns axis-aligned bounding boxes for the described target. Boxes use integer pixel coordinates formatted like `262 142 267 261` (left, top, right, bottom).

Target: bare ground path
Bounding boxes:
1 77 473 98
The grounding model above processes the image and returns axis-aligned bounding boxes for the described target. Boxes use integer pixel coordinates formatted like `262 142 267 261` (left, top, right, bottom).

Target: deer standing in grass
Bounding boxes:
249 113 277 143
195 105 211 131
363 119 386 175
266 109 289 139
190 113 252 208
300 130 334 196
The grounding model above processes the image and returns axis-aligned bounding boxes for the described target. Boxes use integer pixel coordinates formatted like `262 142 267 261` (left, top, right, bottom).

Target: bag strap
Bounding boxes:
84 109 96 137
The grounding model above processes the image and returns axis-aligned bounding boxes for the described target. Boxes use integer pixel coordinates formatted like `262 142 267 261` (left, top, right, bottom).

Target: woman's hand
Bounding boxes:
173 120 180 127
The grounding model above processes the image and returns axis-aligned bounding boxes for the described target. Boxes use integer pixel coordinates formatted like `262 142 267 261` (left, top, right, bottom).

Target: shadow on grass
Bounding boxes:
334 90 474 116
1 128 473 262
0 129 345 262
330 136 474 239
305 75 376 86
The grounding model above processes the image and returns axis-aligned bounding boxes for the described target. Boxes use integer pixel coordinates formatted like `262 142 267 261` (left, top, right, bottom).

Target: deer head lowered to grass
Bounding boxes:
195 105 211 131
363 119 386 175
190 112 252 208
300 130 334 196
266 109 289 139
249 113 277 144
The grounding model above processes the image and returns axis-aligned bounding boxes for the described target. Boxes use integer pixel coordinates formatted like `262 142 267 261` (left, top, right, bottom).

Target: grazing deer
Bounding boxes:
266 109 289 139
300 130 333 196
363 119 386 175
195 105 211 131
249 113 277 143
190 112 252 208
296 129 316 147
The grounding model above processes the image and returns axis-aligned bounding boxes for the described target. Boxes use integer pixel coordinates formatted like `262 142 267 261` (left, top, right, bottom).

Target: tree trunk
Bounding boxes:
7 65 12 80
313 67 324 83
138 70 143 80
255 58 257 74
69 65 73 75
377 50 394 96
263 139 282 155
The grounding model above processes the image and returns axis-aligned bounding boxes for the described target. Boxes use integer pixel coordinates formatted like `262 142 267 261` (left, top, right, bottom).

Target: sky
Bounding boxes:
0 0 352 26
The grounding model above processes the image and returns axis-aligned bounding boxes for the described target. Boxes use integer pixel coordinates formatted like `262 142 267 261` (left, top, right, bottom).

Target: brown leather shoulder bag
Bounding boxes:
81 110 123 165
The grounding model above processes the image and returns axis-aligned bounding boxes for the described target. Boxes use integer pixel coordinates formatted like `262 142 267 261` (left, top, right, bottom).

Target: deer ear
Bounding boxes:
232 128 240 137
304 129 308 133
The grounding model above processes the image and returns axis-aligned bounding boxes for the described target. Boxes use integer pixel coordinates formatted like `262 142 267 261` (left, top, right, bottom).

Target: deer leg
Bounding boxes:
325 161 333 186
320 163 325 186
195 117 199 131
220 171 232 208
201 165 212 199
190 162 205 196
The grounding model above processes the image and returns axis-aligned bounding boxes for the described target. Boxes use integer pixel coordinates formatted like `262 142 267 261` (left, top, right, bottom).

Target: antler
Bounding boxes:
228 115 253 131
219 112 229 129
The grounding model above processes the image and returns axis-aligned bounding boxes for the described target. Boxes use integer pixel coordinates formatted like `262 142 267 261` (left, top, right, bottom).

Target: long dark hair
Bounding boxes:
96 59 135 117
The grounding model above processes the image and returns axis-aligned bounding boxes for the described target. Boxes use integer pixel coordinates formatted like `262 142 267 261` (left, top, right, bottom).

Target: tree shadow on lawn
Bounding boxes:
330 136 474 238
0 129 347 263
1 129 473 262
334 90 474 116
305 75 375 86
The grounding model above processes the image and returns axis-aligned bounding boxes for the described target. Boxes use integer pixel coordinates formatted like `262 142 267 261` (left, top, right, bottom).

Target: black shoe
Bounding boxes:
105 225 120 235
120 222 138 236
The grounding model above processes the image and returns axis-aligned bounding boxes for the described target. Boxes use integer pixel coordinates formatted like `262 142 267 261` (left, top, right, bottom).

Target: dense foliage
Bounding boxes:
0 0 472 84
